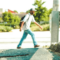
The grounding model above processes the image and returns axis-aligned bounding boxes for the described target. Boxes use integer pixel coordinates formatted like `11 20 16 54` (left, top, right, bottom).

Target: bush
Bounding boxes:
49 43 60 52
31 25 40 31
0 26 13 32
30 24 50 31
41 24 50 31
0 26 6 32
6 26 13 32
2 12 20 25
13 25 19 29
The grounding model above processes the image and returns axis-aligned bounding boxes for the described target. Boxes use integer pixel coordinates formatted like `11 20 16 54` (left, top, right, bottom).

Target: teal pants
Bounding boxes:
17 29 38 47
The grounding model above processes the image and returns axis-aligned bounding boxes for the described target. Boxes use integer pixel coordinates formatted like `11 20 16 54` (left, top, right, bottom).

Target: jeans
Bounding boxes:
17 29 38 47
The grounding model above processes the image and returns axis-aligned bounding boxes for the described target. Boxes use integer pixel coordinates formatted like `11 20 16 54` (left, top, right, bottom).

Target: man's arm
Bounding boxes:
34 22 42 29
20 22 24 31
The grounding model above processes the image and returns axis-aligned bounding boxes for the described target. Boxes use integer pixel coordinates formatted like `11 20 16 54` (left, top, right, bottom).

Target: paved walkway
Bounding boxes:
0 29 60 49
0 29 51 49
0 48 60 60
0 29 60 60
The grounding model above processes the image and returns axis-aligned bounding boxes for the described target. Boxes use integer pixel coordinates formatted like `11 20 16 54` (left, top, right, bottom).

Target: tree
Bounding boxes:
2 12 20 24
8 12 14 23
2 12 8 22
0 17 3 22
33 0 49 22
14 16 20 24
47 8 52 20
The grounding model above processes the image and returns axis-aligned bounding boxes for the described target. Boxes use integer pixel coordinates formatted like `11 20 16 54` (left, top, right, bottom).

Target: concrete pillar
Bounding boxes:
51 0 59 44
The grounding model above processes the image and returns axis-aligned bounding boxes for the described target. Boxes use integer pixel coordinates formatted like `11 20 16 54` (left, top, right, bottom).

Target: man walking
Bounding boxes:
17 8 42 49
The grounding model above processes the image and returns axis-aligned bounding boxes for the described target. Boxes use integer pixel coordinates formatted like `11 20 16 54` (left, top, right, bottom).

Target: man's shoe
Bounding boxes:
34 45 40 48
17 47 21 49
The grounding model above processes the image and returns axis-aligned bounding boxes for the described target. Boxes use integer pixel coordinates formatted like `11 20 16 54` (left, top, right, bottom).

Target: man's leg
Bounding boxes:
17 31 28 48
27 29 38 46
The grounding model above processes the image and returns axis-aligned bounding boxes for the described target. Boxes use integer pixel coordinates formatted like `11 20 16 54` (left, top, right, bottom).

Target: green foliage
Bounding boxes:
41 24 50 31
33 0 52 22
5 26 13 32
0 18 2 21
0 17 3 22
47 8 52 20
8 12 14 23
47 8 52 16
13 25 19 29
30 23 50 31
0 26 13 32
14 16 20 24
33 0 47 22
49 44 60 52
2 12 8 22
2 12 20 25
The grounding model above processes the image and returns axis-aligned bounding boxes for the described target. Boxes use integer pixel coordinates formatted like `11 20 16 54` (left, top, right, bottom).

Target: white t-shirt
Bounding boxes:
22 13 35 30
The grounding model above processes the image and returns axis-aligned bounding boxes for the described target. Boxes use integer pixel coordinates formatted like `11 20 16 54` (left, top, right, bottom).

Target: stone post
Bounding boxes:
51 0 59 44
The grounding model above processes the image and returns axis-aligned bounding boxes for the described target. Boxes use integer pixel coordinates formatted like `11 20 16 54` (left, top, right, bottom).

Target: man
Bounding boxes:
17 8 42 49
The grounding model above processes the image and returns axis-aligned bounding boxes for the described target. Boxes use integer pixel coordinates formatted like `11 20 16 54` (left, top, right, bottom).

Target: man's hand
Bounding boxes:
20 28 22 31
34 22 43 30
19 22 24 31
39 26 42 30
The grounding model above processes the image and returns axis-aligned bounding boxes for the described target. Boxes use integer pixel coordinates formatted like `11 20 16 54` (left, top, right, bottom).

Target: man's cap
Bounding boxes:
30 8 35 11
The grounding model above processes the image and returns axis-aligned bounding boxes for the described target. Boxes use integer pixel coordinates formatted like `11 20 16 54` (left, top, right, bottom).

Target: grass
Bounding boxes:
30 23 50 31
0 23 50 32
0 26 13 32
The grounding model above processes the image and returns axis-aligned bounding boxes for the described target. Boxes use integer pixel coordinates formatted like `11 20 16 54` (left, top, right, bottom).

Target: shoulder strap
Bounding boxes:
26 14 30 22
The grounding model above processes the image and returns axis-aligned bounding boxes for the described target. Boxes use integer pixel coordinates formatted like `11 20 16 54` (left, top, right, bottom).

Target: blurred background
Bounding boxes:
0 0 60 49
0 0 54 32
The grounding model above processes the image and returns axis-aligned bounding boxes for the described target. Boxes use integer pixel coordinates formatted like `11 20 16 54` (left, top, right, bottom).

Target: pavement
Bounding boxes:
0 29 51 49
0 29 60 49
0 29 60 60
0 48 60 60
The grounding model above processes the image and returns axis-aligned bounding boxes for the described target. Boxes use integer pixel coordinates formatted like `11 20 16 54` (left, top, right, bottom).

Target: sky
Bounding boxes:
0 0 59 13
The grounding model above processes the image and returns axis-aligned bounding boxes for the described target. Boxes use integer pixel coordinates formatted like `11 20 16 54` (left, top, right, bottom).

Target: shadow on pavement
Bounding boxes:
0 48 38 60
0 48 60 60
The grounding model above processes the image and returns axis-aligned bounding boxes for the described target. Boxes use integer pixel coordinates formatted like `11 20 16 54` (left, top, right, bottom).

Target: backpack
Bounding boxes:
19 14 30 27
19 15 26 27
